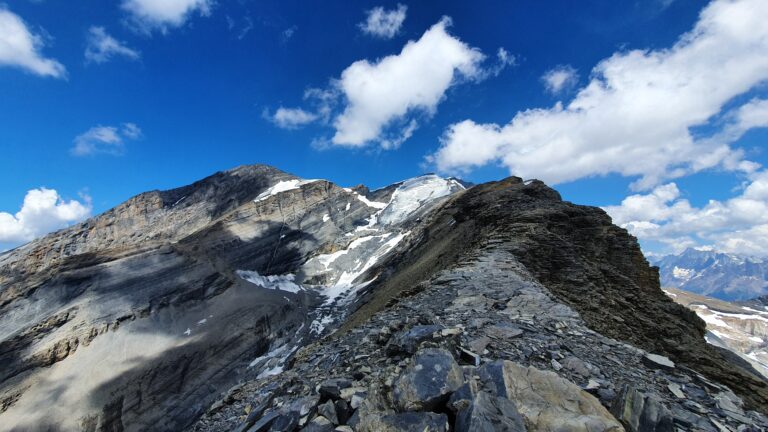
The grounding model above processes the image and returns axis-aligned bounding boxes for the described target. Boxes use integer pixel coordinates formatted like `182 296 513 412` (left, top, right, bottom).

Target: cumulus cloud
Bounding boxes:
0 7 66 78
268 18 511 149
541 65 578 94
85 26 140 64
430 0 768 191
0 188 91 245
71 123 142 156
333 17 487 147
359 4 407 39
266 107 318 129
122 0 212 32
604 170 768 256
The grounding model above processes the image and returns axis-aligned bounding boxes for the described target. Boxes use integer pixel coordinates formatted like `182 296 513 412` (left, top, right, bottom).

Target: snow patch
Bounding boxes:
672 266 695 280
378 175 460 225
355 193 387 209
742 306 768 316
324 231 407 303
313 235 381 270
254 179 319 203
237 270 303 293
323 213 331 222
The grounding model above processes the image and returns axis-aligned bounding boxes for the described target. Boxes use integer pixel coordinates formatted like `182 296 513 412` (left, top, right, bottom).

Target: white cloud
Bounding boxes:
85 26 140 64
282 25 297 41
71 123 143 156
122 0 212 32
603 170 768 256
359 4 407 39
430 0 768 191
266 107 318 129
0 188 91 245
332 17 486 147
541 65 578 94
269 18 509 149
0 7 65 78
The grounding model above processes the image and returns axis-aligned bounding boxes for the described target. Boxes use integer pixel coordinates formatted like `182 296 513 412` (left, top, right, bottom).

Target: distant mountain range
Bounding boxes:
653 248 768 301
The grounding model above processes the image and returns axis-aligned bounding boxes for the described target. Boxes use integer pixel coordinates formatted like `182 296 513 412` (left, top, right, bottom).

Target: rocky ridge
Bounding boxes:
1 167 766 431
193 176 768 432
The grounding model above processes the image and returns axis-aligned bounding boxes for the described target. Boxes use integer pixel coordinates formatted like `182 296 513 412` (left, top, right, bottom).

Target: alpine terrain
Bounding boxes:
655 248 768 301
663 287 768 380
1 165 767 432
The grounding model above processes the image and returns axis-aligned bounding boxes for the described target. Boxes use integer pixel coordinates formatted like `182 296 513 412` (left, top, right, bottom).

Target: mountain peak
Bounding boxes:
1 167 766 430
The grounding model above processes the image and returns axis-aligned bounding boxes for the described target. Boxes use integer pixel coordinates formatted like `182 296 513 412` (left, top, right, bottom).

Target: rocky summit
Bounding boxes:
1 165 767 432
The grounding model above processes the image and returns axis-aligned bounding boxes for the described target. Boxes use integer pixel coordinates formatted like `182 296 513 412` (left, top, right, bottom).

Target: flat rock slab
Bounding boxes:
480 361 624 432
642 354 675 371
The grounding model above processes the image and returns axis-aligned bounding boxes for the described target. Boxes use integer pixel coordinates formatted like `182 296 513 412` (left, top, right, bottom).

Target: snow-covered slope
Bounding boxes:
664 287 768 378
377 174 464 225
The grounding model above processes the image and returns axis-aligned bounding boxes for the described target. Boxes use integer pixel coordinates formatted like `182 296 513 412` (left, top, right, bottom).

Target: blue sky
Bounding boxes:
1 0 768 257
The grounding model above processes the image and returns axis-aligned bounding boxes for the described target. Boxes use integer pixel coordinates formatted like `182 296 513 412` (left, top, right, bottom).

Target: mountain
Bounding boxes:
654 248 768 301
663 287 768 379
1 165 767 432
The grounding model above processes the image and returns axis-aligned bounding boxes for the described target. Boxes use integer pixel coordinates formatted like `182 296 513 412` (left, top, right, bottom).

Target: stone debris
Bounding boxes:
642 353 676 371
192 245 768 432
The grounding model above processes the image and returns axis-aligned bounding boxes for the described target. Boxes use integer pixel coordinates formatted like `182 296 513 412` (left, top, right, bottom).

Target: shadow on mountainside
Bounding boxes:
1 222 323 431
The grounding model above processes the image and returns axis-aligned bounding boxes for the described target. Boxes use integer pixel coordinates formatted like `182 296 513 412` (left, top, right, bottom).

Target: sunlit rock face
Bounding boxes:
0 166 462 431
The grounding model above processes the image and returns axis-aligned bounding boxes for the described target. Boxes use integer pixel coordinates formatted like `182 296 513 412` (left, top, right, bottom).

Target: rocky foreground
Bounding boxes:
1 166 767 431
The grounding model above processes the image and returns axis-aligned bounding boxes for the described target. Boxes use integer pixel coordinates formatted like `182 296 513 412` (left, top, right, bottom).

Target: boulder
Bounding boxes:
386 325 444 355
392 348 464 411
334 400 352 425
354 412 449 432
269 411 299 431
317 379 352 402
246 411 279 432
317 400 338 425
453 390 527 432
611 385 674 432
302 415 336 432
233 395 275 432
478 361 624 431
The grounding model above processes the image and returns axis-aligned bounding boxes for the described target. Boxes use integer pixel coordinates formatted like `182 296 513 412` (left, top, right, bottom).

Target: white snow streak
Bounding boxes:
237 270 303 293
254 179 319 202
